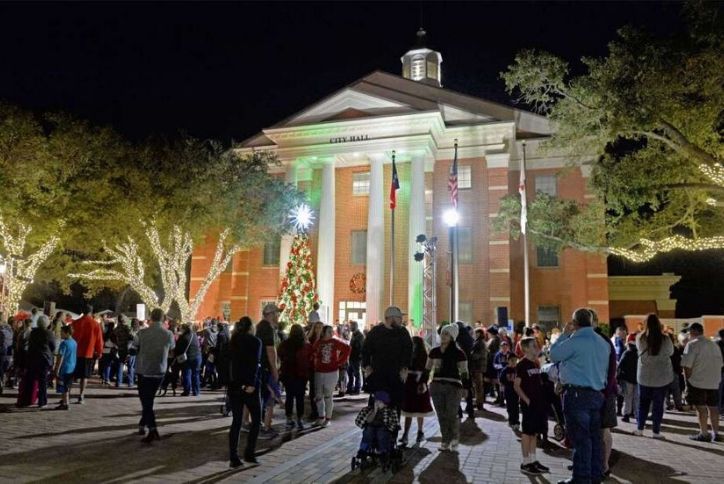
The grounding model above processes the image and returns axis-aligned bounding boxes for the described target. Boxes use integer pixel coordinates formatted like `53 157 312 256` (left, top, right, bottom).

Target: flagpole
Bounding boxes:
522 141 531 328
390 150 396 306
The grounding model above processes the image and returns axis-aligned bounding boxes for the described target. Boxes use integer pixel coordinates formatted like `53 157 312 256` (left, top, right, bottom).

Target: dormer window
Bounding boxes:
411 56 425 81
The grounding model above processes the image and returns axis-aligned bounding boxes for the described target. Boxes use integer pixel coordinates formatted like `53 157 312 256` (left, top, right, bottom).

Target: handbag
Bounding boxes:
175 336 193 364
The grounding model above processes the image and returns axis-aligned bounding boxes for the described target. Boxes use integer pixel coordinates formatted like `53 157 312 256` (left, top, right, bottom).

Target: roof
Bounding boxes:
240 70 550 148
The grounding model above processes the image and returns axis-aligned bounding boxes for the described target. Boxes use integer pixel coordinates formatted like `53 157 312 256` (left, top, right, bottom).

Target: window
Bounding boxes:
427 60 438 80
536 246 559 267
459 302 473 324
458 165 472 189
351 230 367 265
457 227 473 263
411 57 425 80
537 305 561 328
352 171 370 196
535 174 557 197
262 238 281 266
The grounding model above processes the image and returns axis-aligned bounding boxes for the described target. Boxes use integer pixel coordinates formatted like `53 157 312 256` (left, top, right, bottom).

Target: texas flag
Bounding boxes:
389 152 400 210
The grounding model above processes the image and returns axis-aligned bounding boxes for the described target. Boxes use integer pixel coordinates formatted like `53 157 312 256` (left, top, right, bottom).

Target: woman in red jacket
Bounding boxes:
312 325 350 427
278 324 312 430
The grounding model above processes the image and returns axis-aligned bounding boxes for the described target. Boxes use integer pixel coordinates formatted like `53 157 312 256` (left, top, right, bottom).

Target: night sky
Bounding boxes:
2 1 720 316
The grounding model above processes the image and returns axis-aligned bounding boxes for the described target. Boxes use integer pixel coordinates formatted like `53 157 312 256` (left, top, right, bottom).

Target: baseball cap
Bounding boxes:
384 306 406 319
262 303 280 315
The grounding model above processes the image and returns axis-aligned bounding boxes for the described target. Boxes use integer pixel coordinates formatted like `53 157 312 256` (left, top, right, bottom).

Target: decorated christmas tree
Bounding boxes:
278 233 319 325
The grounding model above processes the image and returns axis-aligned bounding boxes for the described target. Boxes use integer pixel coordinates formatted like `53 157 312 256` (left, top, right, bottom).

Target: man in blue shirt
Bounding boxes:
550 308 610 484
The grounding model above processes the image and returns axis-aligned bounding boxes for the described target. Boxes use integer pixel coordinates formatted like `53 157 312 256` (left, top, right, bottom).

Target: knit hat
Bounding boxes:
626 333 637 343
440 323 459 340
374 390 391 405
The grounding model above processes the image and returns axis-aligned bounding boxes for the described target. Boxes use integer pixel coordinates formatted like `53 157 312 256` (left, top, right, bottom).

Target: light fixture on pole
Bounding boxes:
443 208 459 324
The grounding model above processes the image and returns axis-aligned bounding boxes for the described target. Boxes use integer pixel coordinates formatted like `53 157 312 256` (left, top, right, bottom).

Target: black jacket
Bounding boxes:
616 343 638 384
349 330 364 362
455 322 473 357
228 333 262 391
362 324 412 373
469 337 488 373
176 331 201 360
28 328 56 367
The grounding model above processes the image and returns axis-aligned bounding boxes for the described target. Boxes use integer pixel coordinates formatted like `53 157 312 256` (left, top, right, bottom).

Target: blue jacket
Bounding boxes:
550 327 610 391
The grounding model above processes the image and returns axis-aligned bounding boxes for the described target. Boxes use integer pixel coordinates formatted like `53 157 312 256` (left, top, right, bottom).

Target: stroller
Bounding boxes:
351 391 405 473
541 363 566 441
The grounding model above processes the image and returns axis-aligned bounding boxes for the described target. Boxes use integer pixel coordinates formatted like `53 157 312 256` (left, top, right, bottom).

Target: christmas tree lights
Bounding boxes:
277 233 319 325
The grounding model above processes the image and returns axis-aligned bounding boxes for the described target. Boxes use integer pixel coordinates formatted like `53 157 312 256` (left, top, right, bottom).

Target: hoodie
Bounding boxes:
616 342 638 384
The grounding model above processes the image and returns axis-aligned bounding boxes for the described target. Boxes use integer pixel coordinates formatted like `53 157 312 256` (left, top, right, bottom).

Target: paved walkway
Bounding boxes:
0 383 722 483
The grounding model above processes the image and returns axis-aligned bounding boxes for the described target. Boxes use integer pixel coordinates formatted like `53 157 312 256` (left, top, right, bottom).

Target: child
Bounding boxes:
355 390 400 463
501 354 520 430
616 333 639 422
514 337 550 476
53 325 77 410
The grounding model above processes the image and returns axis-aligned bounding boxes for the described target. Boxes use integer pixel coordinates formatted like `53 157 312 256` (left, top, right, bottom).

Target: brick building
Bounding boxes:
190 33 609 329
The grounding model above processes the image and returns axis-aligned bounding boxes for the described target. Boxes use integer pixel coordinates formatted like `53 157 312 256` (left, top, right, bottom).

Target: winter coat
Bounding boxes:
617 343 638 384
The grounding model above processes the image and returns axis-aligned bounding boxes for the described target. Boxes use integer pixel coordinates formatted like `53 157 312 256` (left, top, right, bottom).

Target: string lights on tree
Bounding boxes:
0 215 60 313
71 222 240 322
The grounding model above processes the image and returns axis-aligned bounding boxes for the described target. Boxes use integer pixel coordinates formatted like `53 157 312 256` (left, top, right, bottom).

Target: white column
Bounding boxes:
365 155 385 326
279 162 297 283
408 154 426 328
316 160 336 324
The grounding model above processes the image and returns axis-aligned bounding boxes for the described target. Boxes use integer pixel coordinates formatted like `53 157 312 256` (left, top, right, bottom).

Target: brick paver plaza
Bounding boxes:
1 384 722 483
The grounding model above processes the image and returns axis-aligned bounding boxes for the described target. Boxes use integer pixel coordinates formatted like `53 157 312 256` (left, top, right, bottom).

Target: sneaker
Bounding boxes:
76 396 85 405
532 461 550 473
296 420 305 431
240 424 250 433
712 433 723 442
439 442 449 451
259 428 278 439
416 431 425 444
621 415 630 423
689 433 712 442
632 429 643 436
450 439 459 451
652 433 666 440
314 418 325 427
286 419 295 429
321 419 331 428
229 457 243 469
520 463 542 475
398 434 409 447
55 403 69 411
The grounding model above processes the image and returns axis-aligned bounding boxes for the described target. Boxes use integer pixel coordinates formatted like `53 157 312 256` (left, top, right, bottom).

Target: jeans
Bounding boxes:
719 373 724 412
284 378 306 420
117 355 136 386
621 381 639 416
430 382 462 444
229 387 261 461
137 375 163 430
347 359 362 393
314 371 337 419
637 384 667 433
361 425 393 454
183 355 202 395
100 355 114 383
504 385 520 425
563 387 604 483
666 375 682 408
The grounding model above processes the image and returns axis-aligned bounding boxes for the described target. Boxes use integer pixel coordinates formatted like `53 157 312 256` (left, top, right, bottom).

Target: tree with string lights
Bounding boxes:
496 2 723 262
277 205 320 325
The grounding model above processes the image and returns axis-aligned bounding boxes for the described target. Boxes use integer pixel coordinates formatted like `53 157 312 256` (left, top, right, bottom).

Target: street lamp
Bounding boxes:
443 208 459 324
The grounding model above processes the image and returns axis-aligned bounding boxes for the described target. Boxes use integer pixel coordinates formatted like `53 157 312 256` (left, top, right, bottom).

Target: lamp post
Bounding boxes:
443 208 459 324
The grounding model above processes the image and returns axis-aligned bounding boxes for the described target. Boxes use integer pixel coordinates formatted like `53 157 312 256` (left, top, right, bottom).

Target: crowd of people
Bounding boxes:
1 302 723 482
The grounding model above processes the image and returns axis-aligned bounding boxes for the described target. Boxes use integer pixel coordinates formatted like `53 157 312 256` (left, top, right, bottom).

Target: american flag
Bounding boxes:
448 142 459 208
389 151 400 210
519 144 528 234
